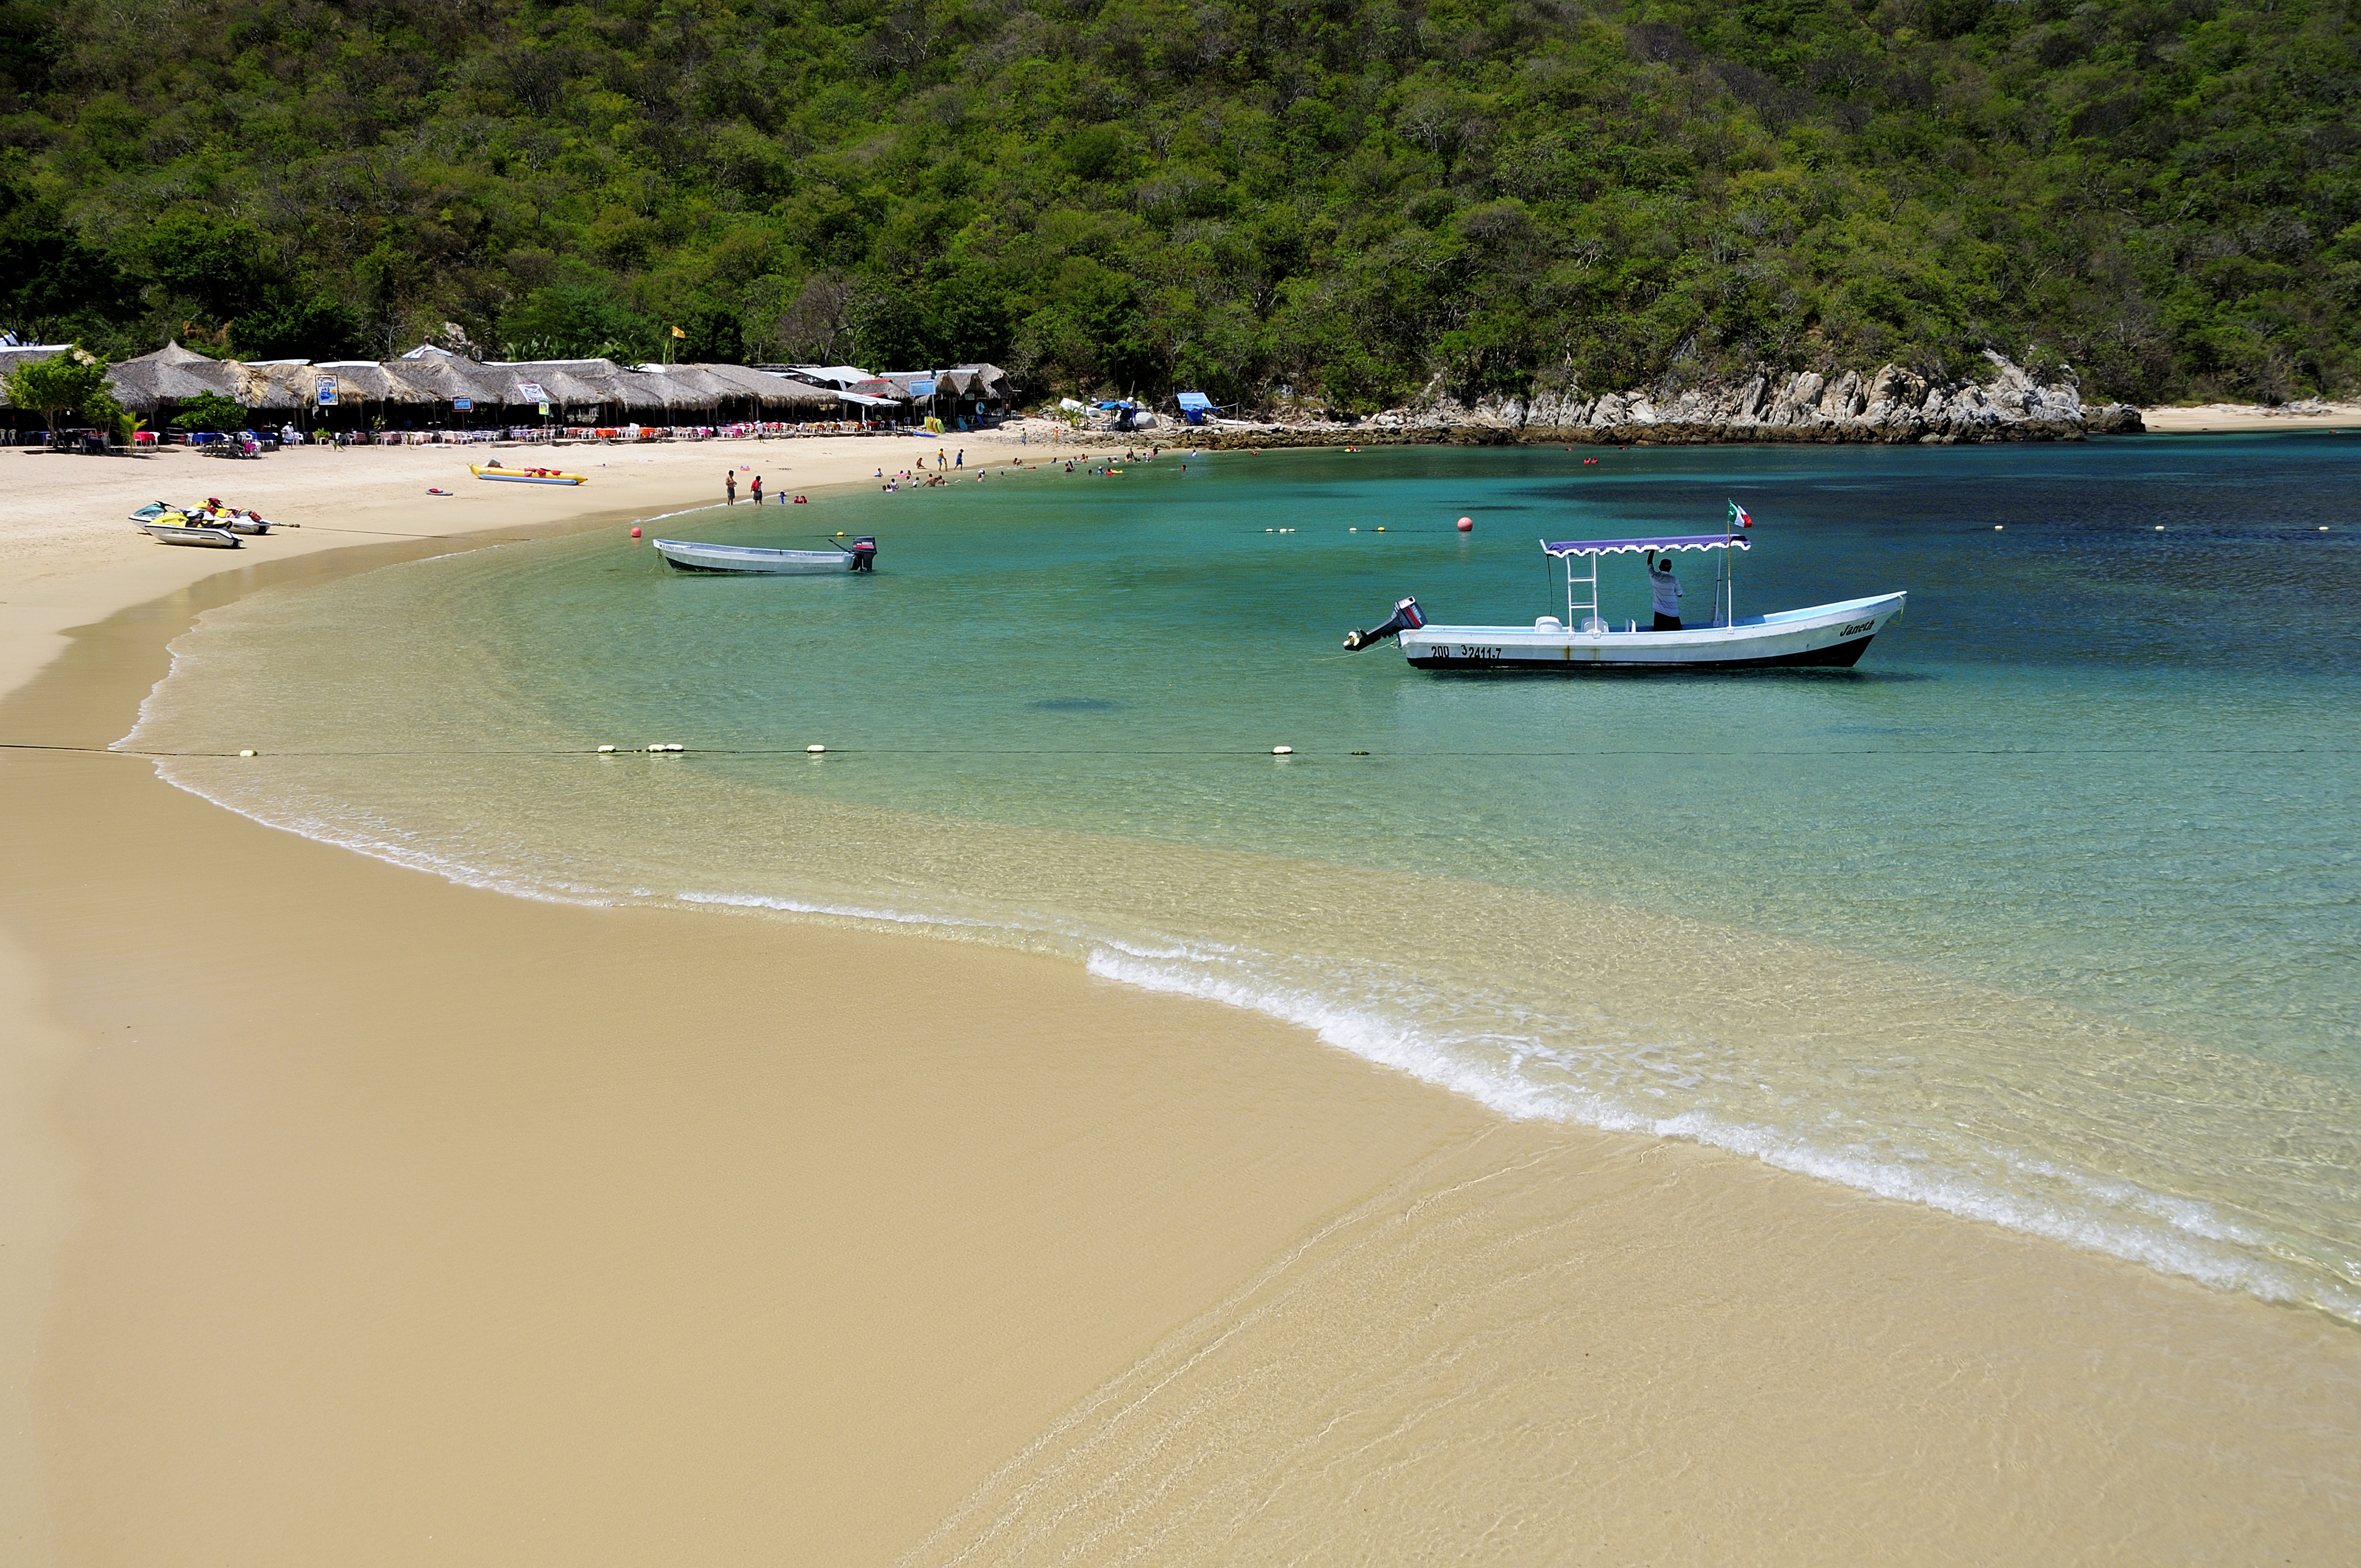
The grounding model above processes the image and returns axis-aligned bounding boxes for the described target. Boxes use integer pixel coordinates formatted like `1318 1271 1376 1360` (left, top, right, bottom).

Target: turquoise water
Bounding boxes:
132 437 2361 1318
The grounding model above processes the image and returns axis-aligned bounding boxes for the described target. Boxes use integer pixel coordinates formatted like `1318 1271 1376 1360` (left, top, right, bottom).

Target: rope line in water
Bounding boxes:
5 741 2350 761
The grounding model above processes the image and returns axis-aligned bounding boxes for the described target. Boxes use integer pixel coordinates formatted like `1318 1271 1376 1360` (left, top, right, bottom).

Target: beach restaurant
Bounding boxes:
842 365 1012 430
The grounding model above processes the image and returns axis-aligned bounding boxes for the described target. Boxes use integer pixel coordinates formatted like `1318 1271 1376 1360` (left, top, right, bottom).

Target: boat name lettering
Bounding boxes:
1840 619 1875 636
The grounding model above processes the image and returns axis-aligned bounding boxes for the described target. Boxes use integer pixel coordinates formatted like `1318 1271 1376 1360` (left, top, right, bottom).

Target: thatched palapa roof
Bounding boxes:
106 342 245 412
73 341 947 421
491 359 629 411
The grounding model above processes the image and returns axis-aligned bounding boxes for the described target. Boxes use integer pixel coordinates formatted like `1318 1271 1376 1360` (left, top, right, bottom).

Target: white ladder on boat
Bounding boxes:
1565 551 1608 633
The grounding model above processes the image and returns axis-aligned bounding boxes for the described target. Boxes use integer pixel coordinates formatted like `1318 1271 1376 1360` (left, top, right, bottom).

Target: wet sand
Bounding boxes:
3 485 2359 1562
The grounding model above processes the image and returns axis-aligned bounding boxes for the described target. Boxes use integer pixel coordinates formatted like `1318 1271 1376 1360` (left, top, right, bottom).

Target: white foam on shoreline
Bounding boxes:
1083 940 2361 1323
134 735 2361 1326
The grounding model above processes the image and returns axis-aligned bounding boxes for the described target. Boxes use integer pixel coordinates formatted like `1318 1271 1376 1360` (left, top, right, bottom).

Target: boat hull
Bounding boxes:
1399 593 1905 672
140 522 241 548
651 538 853 575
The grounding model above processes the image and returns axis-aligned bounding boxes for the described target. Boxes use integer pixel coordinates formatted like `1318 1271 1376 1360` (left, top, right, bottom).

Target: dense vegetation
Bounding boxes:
1 0 2355 409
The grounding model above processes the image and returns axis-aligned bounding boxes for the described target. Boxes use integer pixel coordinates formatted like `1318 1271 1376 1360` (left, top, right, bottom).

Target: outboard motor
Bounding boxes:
1343 596 1424 651
849 536 877 573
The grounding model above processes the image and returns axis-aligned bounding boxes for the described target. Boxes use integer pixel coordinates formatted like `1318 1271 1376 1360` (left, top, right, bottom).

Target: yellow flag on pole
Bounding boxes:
670 325 687 339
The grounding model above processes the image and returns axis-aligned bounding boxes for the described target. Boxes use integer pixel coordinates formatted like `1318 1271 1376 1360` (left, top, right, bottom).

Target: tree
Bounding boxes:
169 390 249 434
231 295 361 361
2 348 121 441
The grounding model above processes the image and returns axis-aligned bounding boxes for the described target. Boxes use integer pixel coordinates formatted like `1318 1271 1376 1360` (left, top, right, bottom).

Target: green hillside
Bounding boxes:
2 0 2355 409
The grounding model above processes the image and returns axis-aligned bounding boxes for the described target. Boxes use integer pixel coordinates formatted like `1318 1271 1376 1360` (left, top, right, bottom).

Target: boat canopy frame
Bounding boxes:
1540 533 1752 631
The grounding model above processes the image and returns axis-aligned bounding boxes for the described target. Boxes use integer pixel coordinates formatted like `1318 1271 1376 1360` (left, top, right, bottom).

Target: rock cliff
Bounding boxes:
1178 352 2144 447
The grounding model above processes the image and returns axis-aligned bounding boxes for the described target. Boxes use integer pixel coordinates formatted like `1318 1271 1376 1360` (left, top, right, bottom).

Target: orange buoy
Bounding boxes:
630 527 642 538
1456 517 1473 532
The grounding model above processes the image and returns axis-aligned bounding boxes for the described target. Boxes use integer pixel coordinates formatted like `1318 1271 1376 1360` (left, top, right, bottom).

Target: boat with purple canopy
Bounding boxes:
1343 510 1905 671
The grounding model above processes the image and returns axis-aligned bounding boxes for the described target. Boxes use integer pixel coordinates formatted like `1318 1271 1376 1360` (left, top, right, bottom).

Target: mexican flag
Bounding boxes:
1727 501 1753 529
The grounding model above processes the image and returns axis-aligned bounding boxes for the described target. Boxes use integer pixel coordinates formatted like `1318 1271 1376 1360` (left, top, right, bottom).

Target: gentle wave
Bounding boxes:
1084 941 2361 1320
135 736 2361 1325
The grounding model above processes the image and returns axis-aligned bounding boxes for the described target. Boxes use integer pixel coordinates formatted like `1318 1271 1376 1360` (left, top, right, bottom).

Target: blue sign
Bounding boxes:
316 381 338 406
453 396 473 411
907 377 937 397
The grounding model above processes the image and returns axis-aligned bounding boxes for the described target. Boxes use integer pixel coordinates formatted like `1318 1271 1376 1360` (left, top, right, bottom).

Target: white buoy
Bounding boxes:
646 744 663 752
1994 524 2002 531
2155 525 2165 531
664 743 685 752
238 748 256 757
1272 745 1293 755
597 744 616 753
807 744 827 754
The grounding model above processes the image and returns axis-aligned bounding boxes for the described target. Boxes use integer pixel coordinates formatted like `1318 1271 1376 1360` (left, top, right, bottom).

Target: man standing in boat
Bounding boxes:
1645 549 1683 630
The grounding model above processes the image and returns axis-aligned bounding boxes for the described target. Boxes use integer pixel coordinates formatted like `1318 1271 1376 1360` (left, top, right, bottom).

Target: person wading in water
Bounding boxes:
1645 549 1683 630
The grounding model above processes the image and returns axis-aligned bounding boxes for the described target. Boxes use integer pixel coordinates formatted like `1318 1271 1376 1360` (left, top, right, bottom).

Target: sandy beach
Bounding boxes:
2135 399 2361 433
6 438 2360 1562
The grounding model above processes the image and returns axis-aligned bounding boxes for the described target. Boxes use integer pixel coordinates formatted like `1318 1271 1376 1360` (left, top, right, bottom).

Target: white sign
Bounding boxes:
316 381 338 405
515 382 547 401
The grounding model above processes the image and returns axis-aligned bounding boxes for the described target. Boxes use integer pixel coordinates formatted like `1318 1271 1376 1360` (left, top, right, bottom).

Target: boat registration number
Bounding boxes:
1437 645 1502 660
1839 619 1875 636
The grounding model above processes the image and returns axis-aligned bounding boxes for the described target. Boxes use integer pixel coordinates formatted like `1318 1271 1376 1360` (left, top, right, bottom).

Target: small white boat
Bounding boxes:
1344 520 1904 671
651 536 876 574
138 516 241 548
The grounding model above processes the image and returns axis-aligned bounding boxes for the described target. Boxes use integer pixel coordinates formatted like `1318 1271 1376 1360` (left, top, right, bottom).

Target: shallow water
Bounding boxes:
130 436 2361 1318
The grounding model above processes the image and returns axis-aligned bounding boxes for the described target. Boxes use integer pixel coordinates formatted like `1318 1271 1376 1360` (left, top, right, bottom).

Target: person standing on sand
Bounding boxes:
1645 549 1683 630
751 475 763 504
725 471 736 505
955 448 963 468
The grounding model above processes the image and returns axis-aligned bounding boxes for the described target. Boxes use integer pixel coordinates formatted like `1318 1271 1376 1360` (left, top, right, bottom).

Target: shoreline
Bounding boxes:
6 458 2361 1558
2133 399 2361 433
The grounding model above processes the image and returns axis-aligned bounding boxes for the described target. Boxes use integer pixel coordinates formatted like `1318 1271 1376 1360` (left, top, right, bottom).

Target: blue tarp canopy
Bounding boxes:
1175 391 1213 411
1542 533 1751 557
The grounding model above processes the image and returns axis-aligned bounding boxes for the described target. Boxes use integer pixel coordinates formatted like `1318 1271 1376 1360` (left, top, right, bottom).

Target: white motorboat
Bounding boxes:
652 536 876 574
1344 519 1904 671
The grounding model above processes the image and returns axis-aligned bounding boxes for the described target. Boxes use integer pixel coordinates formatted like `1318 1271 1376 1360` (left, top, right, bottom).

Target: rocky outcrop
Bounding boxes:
1175 352 2144 448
